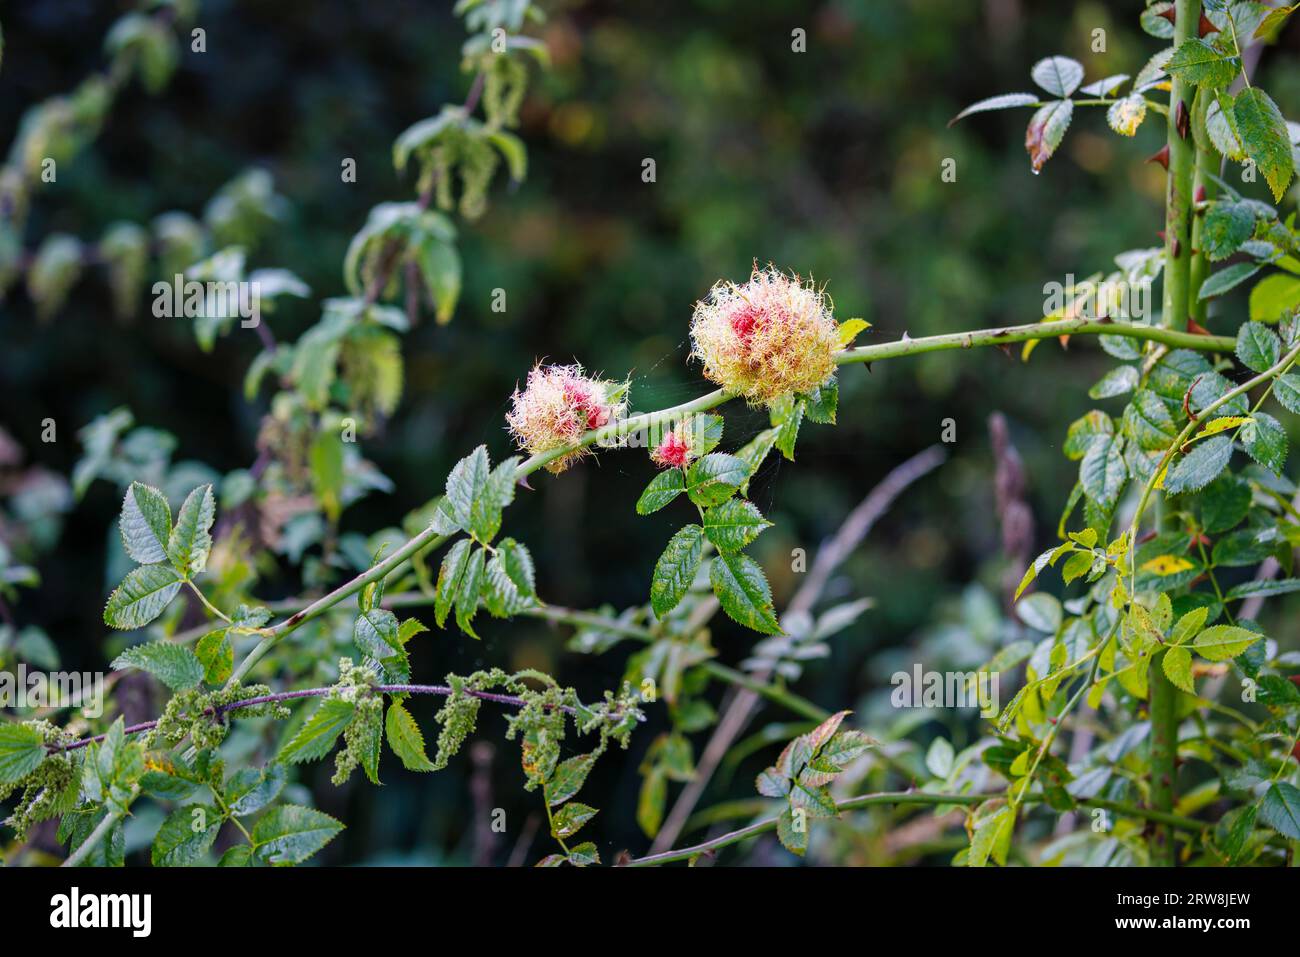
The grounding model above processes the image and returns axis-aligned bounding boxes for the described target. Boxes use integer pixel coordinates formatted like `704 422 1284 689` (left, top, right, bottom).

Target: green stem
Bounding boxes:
1150 0 1201 868
1188 92 1217 326
622 790 1205 867
223 320 1234 690
61 797 134 868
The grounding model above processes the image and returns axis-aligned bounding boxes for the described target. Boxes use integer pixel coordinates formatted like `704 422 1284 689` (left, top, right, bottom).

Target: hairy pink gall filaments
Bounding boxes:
689 264 839 405
505 363 629 472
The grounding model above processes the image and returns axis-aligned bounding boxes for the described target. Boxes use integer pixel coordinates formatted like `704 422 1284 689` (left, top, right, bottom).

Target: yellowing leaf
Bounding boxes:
836 318 870 347
1194 416 1250 439
1140 555 1195 576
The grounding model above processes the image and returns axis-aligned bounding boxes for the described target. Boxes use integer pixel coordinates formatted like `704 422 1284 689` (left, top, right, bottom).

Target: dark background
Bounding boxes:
3 0 1298 864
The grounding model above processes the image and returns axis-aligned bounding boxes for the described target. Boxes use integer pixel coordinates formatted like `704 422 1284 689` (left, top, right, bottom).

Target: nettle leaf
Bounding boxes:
636 468 685 515
1164 436 1233 494
710 550 782 635
151 804 221 866
1237 321 1282 372
1030 55 1084 97
950 92 1040 125
1234 87 1294 202
1258 782 1300 840
104 563 183 630
1080 433 1127 506
1193 624 1263 661
685 453 748 507
551 802 598 840
279 697 355 763
1202 202 1256 262
548 754 595 806
119 481 171 564
1166 37 1239 87
385 700 435 771
252 805 344 865
167 484 216 576
484 538 537 617
434 538 472 627
1024 100 1073 172
1242 411 1287 474
111 640 203 690
444 445 490 534
354 607 401 659
702 499 771 553
1162 646 1196 695
454 545 486 638
0 723 47 785
195 629 234 685
225 765 287 816
650 524 705 617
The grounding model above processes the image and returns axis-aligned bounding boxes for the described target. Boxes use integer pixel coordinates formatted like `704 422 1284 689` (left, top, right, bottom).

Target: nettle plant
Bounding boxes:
2 0 1300 868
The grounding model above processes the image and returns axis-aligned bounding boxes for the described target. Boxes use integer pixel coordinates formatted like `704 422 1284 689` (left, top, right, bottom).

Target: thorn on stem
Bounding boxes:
1147 144 1170 170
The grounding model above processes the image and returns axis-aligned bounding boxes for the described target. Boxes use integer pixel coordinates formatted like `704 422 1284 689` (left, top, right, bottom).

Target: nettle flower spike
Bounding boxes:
506 363 629 473
689 264 839 405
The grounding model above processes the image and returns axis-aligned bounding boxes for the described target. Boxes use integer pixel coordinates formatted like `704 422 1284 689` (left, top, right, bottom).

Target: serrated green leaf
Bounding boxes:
551 802 598 839
1088 365 1138 399
354 607 401 659
1235 87 1294 202
548 754 594 806
103 563 183 630
484 538 537 617
225 764 287 816
1199 262 1259 299
1237 321 1282 372
454 545 485 638
1201 201 1256 262
702 499 771 552
278 697 355 763
167 486 215 574
685 453 748 507
1162 646 1196 695
1194 624 1263 661
119 482 171 564
195 629 233 685
0 723 47 786
1166 37 1239 88
710 550 782 635
950 93 1040 125
111 640 203 690
385 700 436 771
151 804 221 866
1259 782 1300 839
1242 411 1287 474
1165 435 1233 494
434 538 472 628
444 446 490 533
1080 433 1127 506
252 804 344 865
636 468 685 515
650 524 705 617
1031 56 1084 97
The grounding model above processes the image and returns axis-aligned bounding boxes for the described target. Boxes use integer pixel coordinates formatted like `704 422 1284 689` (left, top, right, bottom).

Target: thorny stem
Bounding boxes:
68 318 1235 867
224 320 1236 695
621 789 1206 867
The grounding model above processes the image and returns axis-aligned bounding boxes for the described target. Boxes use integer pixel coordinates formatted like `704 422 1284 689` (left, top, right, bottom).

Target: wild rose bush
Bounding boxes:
1 0 1300 868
